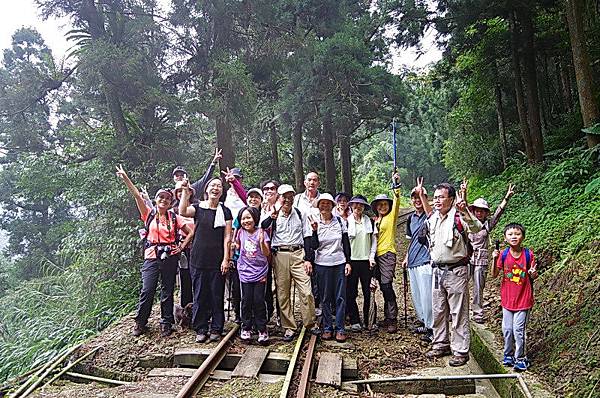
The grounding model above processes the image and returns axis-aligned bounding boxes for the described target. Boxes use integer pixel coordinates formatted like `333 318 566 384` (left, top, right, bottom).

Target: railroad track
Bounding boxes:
173 324 352 398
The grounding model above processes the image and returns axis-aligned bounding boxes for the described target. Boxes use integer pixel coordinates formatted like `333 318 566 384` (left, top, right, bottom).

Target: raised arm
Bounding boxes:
222 167 247 204
415 176 433 216
178 185 196 218
116 165 147 217
191 148 221 195
489 183 515 231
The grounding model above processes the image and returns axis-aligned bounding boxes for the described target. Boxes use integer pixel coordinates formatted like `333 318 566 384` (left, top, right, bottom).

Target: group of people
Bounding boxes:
116 148 537 371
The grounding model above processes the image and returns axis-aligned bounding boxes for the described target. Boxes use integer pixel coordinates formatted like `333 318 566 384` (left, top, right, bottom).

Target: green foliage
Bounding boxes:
469 147 600 397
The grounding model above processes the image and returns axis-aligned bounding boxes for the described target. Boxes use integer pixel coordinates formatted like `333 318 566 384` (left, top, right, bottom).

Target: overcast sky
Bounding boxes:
0 0 442 71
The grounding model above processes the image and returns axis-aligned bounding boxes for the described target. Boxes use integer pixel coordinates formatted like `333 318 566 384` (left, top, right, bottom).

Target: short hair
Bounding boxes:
434 182 456 199
237 206 261 228
305 171 319 180
260 179 280 190
503 223 526 237
204 177 223 193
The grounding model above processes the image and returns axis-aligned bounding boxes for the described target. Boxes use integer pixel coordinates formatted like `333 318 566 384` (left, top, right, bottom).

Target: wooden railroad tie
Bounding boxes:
231 347 270 378
315 352 343 388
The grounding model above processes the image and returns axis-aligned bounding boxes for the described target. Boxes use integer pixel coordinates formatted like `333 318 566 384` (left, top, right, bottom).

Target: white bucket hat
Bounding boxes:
469 198 490 211
314 193 335 208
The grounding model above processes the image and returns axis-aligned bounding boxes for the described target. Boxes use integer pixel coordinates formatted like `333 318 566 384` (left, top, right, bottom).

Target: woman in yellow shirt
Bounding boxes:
370 173 401 333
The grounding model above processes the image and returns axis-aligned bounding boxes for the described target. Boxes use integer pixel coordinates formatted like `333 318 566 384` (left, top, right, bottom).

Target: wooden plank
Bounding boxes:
231 347 270 378
342 357 359 379
147 368 283 384
315 352 342 388
174 348 291 374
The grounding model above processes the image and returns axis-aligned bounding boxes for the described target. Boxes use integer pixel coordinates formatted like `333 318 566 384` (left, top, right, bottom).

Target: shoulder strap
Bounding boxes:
524 248 531 268
295 207 302 219
406 212 413 237
145 207 157 231
453 212 464 234
501 247 510 267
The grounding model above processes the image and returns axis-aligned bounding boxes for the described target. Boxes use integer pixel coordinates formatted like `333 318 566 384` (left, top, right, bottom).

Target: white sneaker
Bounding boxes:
315 307 322 317
258 331 269 345
350 323 362 332
240 329 251 341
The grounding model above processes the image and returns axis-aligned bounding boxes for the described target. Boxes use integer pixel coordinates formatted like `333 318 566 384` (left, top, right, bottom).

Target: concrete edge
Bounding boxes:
470 323 555 398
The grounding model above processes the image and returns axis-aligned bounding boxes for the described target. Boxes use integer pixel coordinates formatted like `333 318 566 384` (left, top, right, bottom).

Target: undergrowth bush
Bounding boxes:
468 146 600 397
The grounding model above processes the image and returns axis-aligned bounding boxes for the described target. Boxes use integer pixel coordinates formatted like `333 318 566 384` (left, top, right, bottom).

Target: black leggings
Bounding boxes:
240 280 268 332
346 260 372 325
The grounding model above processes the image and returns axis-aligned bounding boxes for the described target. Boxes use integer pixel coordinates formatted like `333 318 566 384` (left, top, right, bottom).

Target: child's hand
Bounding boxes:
529 268 538 279
491 249 500 258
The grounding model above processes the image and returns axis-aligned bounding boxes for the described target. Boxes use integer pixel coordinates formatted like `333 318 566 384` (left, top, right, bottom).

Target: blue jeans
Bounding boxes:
315 263 346 333
190 268 225 334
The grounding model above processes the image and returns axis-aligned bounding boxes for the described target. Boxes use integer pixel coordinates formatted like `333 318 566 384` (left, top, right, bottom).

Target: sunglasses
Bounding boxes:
263 186 276 191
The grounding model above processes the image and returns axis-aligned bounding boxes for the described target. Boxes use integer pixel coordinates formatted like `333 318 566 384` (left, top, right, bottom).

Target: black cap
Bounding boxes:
172 166 187 176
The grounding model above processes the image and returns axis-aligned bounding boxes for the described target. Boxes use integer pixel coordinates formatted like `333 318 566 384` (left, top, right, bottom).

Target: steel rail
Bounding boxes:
279 326 306 398
295 333 317 398
176 324 239 398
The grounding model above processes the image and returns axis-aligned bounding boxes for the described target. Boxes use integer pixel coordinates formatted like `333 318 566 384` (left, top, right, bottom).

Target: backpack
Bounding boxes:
500 247 532 270
453 212 474 259
140 208 180 257
500 247 533 288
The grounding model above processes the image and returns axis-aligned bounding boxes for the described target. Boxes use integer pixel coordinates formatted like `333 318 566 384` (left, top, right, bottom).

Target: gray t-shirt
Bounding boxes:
406 212 431 268
312 215 347 266
271 208 311 247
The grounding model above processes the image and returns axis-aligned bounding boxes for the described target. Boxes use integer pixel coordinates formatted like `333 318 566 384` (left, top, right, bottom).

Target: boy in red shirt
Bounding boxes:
492 223 538 371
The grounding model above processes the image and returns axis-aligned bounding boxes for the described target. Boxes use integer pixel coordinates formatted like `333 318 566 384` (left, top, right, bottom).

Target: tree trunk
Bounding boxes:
338 127 353 195
494 82 509 169
559 56 574 112
566 0 600 147
216 114 235 170
269 115 280 181
322 116 336 193
510 12 535 161
292 120 304 192
517 6 545 162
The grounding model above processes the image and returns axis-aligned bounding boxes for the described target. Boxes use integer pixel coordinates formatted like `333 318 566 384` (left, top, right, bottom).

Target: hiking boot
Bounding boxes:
240 329 252 341
335 332 347 343
503 355 515 367
513 358 529 371
350 323 362 332
195 333 208 343
209 333 221 342
258 331 269 345
412 325 428 334
308 326 321 335
321 330 333 340
420 329 433 343
132 322 147 337
449 355 469 367
160 324 173 337
283 329 295 342
425 347 451 359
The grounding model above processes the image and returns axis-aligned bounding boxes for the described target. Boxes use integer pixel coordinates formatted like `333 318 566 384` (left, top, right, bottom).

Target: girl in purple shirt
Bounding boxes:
235 206 271 344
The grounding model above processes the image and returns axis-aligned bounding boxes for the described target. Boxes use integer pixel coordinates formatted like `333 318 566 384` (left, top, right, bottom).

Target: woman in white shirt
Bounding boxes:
305 193 352 343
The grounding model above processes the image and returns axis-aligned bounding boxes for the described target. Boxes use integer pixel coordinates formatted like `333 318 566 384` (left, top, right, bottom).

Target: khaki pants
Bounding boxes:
272 248 316 331
470 264 487 320
431 265 470 357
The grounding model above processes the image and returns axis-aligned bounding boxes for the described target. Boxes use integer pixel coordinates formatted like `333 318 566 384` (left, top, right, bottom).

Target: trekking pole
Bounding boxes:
403 264 408 328
227 265 233 321
271 262 282 327
391 118 399 188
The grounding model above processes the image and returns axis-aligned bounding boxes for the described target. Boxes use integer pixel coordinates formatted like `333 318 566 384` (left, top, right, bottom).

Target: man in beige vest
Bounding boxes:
419 182 482 367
